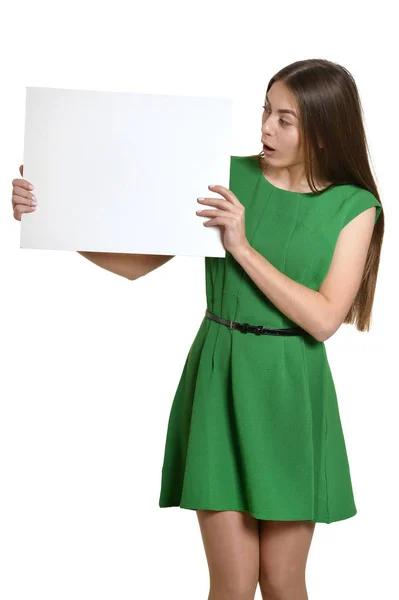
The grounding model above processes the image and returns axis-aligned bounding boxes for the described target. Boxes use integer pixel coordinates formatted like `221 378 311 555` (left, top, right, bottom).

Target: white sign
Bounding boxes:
20 86 233 258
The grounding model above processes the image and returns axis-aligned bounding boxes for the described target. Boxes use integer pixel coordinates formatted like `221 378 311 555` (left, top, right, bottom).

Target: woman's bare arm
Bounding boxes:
76 251 175 280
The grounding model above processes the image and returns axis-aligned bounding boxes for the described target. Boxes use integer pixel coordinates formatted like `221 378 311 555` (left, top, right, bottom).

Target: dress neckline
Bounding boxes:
258 158 329 196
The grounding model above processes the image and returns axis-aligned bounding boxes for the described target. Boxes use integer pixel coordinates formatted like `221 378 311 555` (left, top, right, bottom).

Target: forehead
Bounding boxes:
266 82 298 111
265 91 299 119
267 80 295 101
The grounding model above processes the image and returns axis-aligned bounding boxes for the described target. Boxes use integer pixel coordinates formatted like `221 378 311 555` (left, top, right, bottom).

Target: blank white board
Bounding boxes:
20 86 233 257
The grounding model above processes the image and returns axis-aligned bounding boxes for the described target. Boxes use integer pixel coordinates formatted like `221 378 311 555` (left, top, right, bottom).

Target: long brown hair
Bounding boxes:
249 58 384 332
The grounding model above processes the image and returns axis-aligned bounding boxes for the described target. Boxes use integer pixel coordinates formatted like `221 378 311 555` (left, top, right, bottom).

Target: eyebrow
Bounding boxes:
265 94 298 119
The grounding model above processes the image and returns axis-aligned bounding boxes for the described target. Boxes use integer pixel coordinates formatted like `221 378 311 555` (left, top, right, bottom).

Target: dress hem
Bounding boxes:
159 502 357 525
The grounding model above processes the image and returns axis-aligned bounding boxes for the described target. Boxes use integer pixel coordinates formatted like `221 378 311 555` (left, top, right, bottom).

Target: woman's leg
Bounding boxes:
258 520 316 600
196 509 260 600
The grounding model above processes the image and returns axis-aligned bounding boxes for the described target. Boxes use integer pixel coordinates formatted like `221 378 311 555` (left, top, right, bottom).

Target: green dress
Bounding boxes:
158 155 382 524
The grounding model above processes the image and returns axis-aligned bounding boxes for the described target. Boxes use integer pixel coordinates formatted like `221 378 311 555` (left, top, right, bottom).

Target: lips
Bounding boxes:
262 141 275 150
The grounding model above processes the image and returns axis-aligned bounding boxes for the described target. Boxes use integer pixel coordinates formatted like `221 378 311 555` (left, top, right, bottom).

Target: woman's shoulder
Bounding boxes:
336 185 382 227
228 154 261 185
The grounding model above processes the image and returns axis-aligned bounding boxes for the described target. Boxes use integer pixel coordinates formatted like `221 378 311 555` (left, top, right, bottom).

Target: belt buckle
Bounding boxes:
228 320 234 330
254 325 264 335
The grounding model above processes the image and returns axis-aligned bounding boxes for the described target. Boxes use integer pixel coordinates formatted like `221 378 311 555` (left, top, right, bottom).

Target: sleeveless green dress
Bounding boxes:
158 155 382 524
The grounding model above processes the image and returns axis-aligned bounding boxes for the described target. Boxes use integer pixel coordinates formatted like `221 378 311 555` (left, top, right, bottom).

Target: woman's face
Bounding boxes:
261 81 304 165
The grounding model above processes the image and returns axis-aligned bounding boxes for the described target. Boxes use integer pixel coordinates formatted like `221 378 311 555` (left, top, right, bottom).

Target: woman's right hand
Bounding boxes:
11 165 37 221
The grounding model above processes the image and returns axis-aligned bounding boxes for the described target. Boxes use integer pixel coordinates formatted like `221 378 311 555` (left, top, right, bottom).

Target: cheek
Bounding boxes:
295 128 304 148
287 131 302 153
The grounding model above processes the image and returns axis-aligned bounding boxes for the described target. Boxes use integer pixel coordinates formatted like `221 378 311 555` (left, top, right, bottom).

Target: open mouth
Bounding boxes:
263 143 276 153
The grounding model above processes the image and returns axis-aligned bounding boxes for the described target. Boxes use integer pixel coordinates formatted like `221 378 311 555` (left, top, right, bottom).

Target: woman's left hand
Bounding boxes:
196 185 251 255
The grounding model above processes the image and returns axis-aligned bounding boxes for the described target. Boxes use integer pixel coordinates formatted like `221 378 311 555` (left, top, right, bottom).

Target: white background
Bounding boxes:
1 1 397 598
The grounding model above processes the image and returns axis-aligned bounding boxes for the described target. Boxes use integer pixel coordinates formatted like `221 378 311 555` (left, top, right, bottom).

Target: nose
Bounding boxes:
262 117 275 137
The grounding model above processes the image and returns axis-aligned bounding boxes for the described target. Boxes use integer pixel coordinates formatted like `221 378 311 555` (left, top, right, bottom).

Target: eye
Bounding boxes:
262 105 291 127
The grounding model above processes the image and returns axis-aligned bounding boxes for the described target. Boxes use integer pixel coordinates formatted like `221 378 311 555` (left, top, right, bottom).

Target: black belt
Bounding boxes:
205 309 307 337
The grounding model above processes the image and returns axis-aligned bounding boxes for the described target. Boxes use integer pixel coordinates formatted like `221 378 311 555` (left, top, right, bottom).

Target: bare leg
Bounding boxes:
258 520 316 600
196 509 260 600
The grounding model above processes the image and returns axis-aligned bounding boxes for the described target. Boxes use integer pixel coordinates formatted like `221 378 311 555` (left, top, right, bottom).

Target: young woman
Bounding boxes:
12 58 384 600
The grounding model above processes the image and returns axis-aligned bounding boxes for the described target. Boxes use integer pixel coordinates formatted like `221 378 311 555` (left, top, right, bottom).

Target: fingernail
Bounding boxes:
29 184 34 190
197 197 205 202
209 185 216 189
31 200 38 206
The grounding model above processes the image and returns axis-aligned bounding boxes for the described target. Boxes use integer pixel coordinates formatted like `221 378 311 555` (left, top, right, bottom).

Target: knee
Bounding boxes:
209 578 258 600
259 564 306 599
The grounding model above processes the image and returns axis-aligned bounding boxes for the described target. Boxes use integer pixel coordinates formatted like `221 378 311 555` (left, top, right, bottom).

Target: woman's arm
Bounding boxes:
76 251 175 280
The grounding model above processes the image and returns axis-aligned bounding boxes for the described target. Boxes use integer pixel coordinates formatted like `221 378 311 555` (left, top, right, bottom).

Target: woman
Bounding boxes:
12 58 384 600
